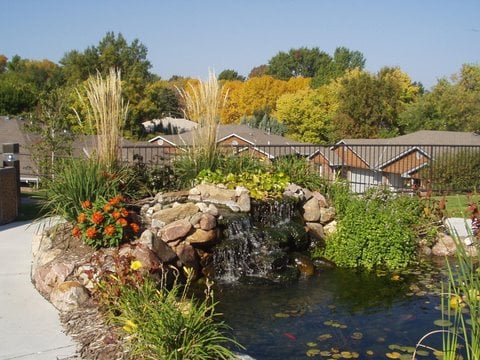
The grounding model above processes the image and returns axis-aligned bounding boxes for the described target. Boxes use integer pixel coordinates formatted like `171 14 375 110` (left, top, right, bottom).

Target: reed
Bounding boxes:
176 70 228 176
76 68 128 169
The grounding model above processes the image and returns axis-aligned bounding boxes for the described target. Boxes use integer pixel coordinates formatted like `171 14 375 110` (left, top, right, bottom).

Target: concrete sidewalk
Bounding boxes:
0 219 77 360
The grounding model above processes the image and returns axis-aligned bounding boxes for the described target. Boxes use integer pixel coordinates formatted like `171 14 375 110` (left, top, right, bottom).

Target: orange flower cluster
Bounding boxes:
72 195 141 249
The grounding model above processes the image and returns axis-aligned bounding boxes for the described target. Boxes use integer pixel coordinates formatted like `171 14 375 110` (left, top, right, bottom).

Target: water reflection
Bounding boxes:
215 258 450 359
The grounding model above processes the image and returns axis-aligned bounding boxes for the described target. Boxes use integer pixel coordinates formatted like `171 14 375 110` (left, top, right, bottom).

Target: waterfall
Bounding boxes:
212 199 305 283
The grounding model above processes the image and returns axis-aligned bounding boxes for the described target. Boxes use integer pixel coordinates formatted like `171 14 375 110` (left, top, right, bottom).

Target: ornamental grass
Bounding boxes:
76 67 128 169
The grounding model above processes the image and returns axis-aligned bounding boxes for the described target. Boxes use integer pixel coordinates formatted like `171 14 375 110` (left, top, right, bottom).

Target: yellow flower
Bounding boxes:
130 260 143 271
122 319 138 332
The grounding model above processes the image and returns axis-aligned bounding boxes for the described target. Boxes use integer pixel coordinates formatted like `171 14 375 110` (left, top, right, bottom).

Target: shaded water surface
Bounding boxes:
216 257 452 360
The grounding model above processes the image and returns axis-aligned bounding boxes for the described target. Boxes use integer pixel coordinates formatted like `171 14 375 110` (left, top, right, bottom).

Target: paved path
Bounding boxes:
0 219 77 360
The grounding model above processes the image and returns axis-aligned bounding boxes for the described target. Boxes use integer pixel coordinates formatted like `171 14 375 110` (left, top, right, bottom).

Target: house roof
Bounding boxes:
148 124 313 157
341 130 480 146
328 130 480 173
0 116 41 181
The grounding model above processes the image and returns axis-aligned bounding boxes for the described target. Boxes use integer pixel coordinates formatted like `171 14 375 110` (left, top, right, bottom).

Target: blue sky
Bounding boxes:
1 0 479 89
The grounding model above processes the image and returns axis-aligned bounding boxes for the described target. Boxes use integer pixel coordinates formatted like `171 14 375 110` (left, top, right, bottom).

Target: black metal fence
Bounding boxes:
120 143 480 194
14 143 480 194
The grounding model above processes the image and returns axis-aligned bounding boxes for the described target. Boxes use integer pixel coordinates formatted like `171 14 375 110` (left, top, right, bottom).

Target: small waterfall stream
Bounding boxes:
213 199 306 282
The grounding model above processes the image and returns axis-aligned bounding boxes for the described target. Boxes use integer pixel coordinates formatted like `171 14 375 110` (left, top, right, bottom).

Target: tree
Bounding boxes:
0 56 62 114
311 47 366 88
333 68 420 139
399 64 480 133
220 76 310 124
218 69 245 81
267 47 332 80
60 32 155 137
136 80 182 121
248 64 269 78
275 85 338 144
24 88 74 176
0 55 7 74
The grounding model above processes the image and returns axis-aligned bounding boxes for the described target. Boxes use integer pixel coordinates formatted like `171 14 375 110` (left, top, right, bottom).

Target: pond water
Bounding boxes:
215 257 455 360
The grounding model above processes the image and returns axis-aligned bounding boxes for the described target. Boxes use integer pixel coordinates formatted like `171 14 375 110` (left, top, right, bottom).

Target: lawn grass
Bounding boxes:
434 193 480 218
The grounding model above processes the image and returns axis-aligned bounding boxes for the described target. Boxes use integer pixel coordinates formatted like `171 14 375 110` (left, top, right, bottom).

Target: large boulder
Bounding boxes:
50 281 89 312
303 198 321 222
152 203 199 224
33 261 75 296
160 218 193 242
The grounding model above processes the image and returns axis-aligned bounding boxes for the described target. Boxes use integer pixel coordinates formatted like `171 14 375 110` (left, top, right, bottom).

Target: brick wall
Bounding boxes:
0 167 18 224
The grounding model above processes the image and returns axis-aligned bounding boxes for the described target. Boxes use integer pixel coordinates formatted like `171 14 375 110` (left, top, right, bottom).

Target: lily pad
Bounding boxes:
434 319 453 327
306 349 321 357
416 349 429 356
318 333 333 341
306 342 318 347
350 332 363 340
366 350 374 356
274 312 290 318
385 352 401 359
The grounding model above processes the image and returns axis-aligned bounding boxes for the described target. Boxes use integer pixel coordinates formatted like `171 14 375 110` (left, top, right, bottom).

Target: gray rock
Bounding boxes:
199 213 217 230
195 202 209 213
319 207 336 224
196 184 236 203
303 197 321 222
138 229 154 249
151 218 165 229
226 201 241 212
306 222 325 240
186 229 218 246
189 212 204 227
432 233 457 256
152 236 177 263
206 204 219 216
312 191 327 207
152 202 199 224
33 261 75 296
160 219 192 242
237 192 251 212
50 281 89 312
323 220 337 236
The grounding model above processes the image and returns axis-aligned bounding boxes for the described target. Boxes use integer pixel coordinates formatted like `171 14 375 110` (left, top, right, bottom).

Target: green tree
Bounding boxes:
267 47 332 80
218 69 245 81
399 64 480 133
334 67 419 139
60 32 155 137
0 56 61 114
311 47 366 88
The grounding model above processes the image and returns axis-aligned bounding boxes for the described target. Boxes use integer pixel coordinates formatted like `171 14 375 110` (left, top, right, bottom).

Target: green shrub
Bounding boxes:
322 187 429 270
39 158 131 222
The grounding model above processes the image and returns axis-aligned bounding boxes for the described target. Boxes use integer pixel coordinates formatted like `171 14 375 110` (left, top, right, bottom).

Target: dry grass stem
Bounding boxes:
76 68 128 168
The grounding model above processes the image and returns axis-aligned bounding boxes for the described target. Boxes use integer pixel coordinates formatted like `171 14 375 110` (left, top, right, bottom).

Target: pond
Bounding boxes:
215 257 454 360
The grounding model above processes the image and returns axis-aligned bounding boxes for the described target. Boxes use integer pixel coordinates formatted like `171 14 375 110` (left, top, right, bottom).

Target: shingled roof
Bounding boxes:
148 124 313 157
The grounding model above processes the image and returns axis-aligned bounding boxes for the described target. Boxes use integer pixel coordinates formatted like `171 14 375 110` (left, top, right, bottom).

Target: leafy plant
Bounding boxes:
39 157 131 223
272 155 327 191
196 168 290 199
103 267 243 359
322 187 435 270
71 195 140 249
